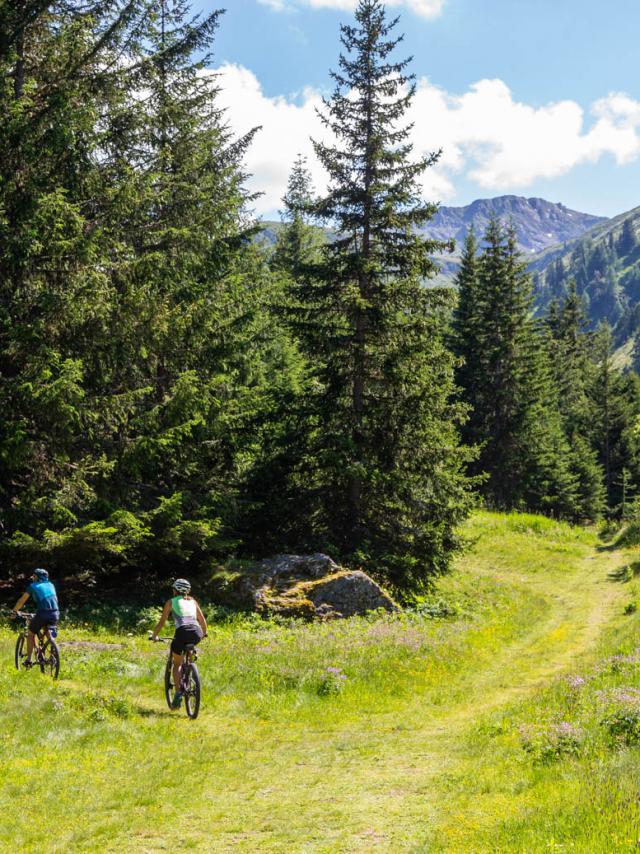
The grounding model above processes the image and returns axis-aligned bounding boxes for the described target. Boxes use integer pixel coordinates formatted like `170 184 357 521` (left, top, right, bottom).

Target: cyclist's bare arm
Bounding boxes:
12 592 29 614
151 600 172 640
195 601 208 636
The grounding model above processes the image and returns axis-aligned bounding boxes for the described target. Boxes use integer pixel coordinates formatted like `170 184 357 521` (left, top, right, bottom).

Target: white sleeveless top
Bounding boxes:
171 596 198 629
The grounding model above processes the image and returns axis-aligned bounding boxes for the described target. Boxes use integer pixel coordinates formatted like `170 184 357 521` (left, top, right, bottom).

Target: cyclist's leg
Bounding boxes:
172 651 184 691
25 631 36 661
26 614 44 662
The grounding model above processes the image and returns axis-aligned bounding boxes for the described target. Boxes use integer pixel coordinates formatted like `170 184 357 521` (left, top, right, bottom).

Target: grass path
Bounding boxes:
241 545 629 854
1 513 637 853
137 526 630 853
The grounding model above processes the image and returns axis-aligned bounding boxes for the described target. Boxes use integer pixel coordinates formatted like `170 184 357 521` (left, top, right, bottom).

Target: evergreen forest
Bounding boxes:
3 0 640 600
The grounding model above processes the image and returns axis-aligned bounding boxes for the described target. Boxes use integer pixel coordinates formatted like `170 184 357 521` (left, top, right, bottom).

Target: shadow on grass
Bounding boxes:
600 522 640 553
134 704 176 719
607 561 640 583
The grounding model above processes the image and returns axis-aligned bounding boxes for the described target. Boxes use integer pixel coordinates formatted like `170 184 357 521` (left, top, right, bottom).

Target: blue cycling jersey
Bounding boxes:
28 580 59 614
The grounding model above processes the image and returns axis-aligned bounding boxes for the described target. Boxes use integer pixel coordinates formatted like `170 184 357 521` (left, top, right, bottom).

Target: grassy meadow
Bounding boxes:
2 512 640 852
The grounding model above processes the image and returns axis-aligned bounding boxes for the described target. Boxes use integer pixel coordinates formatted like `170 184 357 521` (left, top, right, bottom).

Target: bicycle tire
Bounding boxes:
15 634 26 670
184 662 201 719
40 637 60 679
164 653 174 710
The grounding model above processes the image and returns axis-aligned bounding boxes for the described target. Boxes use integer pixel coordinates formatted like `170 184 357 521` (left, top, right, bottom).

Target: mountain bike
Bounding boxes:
149 634 201 719
14 611 60 679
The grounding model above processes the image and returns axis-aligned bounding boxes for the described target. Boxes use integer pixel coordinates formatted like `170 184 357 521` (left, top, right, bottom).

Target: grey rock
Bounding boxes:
210 553 398 619
306 570 399 618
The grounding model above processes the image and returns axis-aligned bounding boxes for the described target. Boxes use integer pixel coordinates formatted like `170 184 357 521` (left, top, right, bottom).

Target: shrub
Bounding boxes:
316 666 347 697
598 688 640 745
412 598 459 619
519 721 584 764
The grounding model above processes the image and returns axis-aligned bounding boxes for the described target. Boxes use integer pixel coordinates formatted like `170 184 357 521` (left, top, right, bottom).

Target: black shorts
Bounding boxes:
171 625 203 655
29 612 59 635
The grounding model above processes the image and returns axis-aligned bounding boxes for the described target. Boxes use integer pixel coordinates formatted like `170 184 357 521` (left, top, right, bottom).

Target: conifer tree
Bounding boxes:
271 154 324 280
0 1 150 538
0 1 302 581
618 218 637 256
589 323 638 512
453 218 577 516
546 283 606 519
97 0 290 549
450 227 486 450
290 0 473 588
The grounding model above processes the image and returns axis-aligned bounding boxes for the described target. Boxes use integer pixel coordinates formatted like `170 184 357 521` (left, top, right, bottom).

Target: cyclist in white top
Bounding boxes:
151 578 207 708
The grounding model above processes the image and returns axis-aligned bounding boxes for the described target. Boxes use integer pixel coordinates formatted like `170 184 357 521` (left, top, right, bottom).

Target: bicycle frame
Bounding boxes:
16 613 50 656
149 634 201 718
13 611 60 678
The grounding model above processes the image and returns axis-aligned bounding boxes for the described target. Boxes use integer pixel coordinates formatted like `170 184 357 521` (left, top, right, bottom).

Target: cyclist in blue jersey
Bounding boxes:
12 568 60 667
151 578 207 708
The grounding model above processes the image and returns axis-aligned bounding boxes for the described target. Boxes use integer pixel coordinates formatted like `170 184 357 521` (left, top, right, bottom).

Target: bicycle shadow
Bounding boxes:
133 704 178 719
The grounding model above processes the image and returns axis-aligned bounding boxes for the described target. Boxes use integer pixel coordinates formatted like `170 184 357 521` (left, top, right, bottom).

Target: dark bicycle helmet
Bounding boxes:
33 568 49 581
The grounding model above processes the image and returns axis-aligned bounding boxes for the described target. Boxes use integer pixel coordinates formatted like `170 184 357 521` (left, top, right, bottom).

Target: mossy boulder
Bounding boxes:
210 554 399 619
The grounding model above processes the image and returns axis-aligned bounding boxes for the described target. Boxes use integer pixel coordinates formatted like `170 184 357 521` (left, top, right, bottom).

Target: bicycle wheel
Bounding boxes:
164 653 174 710
40 637 60 679
184 662 201 719
15 634 26 670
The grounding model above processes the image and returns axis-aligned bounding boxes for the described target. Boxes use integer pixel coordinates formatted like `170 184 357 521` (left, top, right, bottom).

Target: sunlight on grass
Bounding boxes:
0 511 638 852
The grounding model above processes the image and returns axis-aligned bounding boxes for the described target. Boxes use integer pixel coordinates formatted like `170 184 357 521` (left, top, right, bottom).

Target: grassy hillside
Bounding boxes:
530 205 640 342
2 512 640 851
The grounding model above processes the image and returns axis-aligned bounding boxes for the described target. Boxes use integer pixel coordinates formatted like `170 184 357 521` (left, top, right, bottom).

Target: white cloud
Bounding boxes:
216 64 328 216
258 0 445 19
258 0 289 11
411 80 640 191
215 63 640 215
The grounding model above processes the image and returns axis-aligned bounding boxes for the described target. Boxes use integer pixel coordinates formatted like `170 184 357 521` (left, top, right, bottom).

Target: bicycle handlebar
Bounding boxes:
148 632 172 643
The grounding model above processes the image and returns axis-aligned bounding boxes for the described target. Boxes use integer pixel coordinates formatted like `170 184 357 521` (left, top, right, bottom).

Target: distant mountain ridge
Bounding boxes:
259 195 607 269
423 195 608 254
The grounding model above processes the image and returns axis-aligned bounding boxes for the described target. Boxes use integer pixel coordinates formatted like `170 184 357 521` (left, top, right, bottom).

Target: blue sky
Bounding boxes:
197 0 640 218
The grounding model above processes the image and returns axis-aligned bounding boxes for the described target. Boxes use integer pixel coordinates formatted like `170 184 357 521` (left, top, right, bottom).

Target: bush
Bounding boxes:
599 688 640 745
519 721 584 764
316 667 347 697
1 492 230 591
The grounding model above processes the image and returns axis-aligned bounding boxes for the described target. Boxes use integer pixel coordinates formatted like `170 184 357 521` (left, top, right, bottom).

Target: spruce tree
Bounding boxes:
618 218 637 256
0 1 303 581
271 154 324 280
0 1 150 539
453 218 578 516
288 0 473 589
98 0 292 552
450 227 486 450
589 323 639 514
546 283 606 519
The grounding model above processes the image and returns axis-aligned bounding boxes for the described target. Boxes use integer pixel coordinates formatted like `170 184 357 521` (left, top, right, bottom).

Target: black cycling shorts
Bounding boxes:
171 625 203 655
29 611 59 635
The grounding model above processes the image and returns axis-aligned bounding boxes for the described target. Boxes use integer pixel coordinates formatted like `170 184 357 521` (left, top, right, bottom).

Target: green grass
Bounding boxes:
0 510 639 852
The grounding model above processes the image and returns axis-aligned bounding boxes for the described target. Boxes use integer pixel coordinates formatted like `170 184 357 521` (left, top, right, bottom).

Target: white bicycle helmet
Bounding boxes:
172 578 191 595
